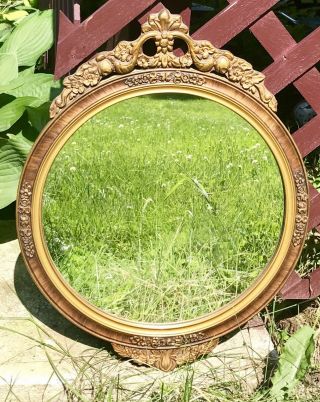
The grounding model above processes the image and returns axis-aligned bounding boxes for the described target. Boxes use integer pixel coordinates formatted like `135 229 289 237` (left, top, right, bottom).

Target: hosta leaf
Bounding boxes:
0 132 33 208
0 66 35 92
27 101 50 131
0 23 12 43
3 10 29 21
0 97 41 132
0 52 18 85
270 325 315 401
3 73 61 101
1 10 53 66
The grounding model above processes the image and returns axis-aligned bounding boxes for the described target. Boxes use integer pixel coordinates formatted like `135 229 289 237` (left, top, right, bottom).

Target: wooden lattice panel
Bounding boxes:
53 0 320 299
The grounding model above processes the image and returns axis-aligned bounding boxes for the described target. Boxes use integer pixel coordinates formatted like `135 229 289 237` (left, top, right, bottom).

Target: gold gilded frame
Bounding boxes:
17 9 309 371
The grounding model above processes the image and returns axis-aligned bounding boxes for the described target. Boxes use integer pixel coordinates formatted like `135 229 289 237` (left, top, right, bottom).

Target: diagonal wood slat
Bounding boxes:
294 67 320 114
54 0 158 78
263 27 320 94
293 115 320 157
192 0 278 46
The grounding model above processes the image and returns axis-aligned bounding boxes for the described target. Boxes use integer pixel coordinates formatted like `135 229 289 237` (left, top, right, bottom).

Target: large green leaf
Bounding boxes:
3 10 29 21
3 73 61 101
27 101 50 131
0 22 12 43
0 96 41 132
0 132 33 208
270 325 315 401
1 10 53 66
0 52 18 85
0 66 34 92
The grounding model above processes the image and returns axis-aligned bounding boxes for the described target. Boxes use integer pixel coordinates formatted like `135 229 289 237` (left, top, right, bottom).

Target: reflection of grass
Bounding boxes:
42 94 283 322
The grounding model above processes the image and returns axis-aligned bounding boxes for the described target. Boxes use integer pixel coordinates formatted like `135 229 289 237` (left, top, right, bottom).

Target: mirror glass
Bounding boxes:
42 94 284 323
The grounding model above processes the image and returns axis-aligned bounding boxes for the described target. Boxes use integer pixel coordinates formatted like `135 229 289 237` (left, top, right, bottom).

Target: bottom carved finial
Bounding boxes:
112 339 218 371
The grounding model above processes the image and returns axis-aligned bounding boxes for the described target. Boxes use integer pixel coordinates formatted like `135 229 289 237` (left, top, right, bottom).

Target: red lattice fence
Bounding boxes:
48 0 320 300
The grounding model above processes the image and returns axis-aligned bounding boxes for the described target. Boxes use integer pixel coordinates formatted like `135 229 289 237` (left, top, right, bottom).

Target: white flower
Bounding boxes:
226 163 233 169
186 154 192 160
70 166 76 172
61 244 71 251
262 155 268 161
71 141 76 145
118 124 124 128
252 159 258 164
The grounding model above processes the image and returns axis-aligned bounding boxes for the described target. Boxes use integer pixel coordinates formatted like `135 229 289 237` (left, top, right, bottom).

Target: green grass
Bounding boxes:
42 94 284 322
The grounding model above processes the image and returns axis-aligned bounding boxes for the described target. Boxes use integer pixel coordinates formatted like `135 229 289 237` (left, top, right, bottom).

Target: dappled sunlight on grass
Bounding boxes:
42 94 284 322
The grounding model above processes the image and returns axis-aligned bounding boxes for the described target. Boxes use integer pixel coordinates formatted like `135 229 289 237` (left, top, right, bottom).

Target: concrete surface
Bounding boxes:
0 221 276 401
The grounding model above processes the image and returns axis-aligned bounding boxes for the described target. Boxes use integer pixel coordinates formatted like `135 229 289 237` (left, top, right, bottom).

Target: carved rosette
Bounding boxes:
18 182 35 258
50 9 277 117
124 71 205 87
292 170 308 247
112 338 218 372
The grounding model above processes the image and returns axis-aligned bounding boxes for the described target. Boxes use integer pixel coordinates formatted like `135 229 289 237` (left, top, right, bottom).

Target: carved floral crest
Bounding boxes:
50 9 277 117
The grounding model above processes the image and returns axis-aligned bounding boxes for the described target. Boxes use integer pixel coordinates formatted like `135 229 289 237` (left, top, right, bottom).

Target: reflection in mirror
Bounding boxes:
42 94 284 323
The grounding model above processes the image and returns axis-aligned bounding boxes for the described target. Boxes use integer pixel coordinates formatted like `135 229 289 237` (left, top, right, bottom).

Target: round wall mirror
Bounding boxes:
42 93 284 323
17 9 309 371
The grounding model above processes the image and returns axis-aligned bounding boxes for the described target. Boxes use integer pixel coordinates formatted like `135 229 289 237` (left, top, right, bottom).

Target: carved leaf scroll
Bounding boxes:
112 338 218 372
18 181 35 258
50 9 277 117
292 170 308 247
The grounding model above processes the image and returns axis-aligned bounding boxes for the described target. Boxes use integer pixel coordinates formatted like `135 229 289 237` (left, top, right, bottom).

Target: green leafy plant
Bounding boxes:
269 325 315 401
0 1 39 41
0 5 60 209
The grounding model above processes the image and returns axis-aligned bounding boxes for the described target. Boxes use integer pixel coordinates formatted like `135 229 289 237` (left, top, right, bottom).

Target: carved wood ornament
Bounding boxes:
17 9 309 371
50 8 277 117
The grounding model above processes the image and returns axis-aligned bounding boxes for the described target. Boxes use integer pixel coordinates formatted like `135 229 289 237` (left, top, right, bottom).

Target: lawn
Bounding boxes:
42 94 284 322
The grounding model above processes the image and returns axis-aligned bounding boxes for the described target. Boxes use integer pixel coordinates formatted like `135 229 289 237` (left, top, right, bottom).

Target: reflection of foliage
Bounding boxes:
305 148 320 191
298 231 320 276
43 94 284 322
297 148 320 275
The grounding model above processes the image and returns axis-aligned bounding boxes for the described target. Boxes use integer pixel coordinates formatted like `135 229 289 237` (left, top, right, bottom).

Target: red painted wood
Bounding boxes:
73 3 80 24
279 271 306 299
292 115 320 157
250 11 296 59
263 27 320 94
139 2 165 24
279 268 320 299
54 0 158 78
57 10 77 37
138 2 191 26
294 68 320 114
192 0 278 47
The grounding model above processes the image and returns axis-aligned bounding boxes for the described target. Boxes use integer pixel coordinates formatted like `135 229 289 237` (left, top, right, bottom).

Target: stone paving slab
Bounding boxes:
0 222 276 401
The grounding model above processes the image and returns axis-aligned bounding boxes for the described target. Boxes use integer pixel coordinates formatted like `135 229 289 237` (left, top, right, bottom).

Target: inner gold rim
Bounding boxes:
31 83 296 335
